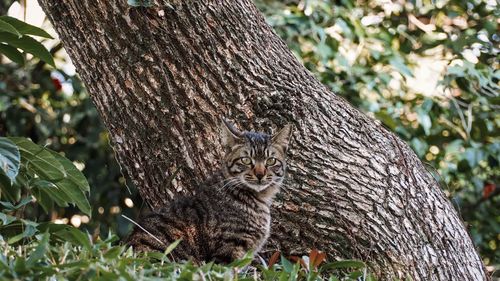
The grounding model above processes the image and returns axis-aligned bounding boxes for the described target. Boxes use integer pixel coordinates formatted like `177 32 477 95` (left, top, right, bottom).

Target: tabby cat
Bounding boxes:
126 120 292 263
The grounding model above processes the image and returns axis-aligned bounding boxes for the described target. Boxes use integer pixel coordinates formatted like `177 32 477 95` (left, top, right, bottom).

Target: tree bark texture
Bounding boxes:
37 0 487 280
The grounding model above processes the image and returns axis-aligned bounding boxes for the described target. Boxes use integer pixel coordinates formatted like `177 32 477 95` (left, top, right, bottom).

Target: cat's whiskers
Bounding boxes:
219 178 241 192
206 177 237 189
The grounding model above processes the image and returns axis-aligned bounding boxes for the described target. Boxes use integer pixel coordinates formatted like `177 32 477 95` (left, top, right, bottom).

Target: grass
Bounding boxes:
0 224 375 281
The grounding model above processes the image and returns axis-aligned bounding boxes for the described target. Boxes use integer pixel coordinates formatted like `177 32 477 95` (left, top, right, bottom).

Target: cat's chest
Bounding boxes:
245 205 271 240
222 202 270 229
254 212 271 252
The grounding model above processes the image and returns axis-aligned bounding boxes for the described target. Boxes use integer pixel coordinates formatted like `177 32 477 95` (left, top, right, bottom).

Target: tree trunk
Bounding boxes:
37 0 487 279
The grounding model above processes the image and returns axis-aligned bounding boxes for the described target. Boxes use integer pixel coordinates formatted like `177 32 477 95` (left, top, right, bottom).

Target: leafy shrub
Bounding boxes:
0 233 373 281
0 16 140 237
0 137 90 215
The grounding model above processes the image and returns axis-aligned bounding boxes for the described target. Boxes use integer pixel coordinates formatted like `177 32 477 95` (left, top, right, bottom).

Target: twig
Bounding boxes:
121 214 165 246
451 98 470 139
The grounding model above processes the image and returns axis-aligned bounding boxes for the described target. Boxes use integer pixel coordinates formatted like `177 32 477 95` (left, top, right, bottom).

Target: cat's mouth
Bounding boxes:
245 181 272 192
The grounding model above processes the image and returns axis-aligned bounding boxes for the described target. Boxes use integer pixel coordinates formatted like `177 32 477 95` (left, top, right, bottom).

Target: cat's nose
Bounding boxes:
254 164 266 181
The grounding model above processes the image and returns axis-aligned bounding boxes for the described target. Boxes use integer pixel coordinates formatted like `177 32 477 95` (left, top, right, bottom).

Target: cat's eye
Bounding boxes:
265 157 277 166
240 157 252 165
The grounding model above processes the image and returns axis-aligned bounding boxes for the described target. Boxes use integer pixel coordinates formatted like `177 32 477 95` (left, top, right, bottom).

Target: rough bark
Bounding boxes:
37 0 487 280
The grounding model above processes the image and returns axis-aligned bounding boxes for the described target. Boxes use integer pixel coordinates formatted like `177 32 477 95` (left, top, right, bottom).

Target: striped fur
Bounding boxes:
126 121 292 263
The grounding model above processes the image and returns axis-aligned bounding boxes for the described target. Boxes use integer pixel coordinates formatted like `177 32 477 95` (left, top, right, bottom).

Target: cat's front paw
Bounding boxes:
212 246 248 264
231 247 247 260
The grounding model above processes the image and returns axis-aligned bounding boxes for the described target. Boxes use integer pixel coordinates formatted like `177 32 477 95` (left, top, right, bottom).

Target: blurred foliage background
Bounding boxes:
0 0 498 269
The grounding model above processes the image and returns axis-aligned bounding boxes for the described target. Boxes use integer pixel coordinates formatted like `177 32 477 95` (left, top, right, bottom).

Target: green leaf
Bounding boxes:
0 137 20 184
227 251 253 268
280 255 294 273
416 108 432 136
49 151 90 193
463 148 484 167
411 138 429 158
348 270 363 279
26 232 49 266
54 226 91 250
389 56 413 77
0 197 32 211
164 239 182 256
320 260 366 271
0 16 52 38
48 152 91 215
54 179 91 216
32 186 54 213
0 43 24 65
13 256 26 273
375 110 397 130
145 251 170 261
7 224 37 244
103 246 124 259
37 223 91 249
0 212 16 225
0 172 21 202
0 18 21 37
15 197 33 209
8 138 91 215
0 32 54 67
8 138 65 181
0 201 14 210
421 98 434 112
31 179 70 208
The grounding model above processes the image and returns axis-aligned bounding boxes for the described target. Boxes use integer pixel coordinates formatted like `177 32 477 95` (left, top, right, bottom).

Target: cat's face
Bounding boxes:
221 120 292 192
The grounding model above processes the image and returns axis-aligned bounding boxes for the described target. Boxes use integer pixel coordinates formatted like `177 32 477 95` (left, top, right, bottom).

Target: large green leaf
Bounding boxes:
32 185 54 214
31 179 70 208
49 152 91 216
0 32 54 67
8 138 90 216
8 138 65 181
0 172 21 202
49 151 90 193
54 179 91 216
0 16 52 38
0 137 20 184
0 18 21 37
0 43 24 65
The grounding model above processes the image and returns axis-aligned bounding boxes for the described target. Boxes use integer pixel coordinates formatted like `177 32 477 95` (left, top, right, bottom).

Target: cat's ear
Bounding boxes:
221 118 243 149
271 124 293 153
